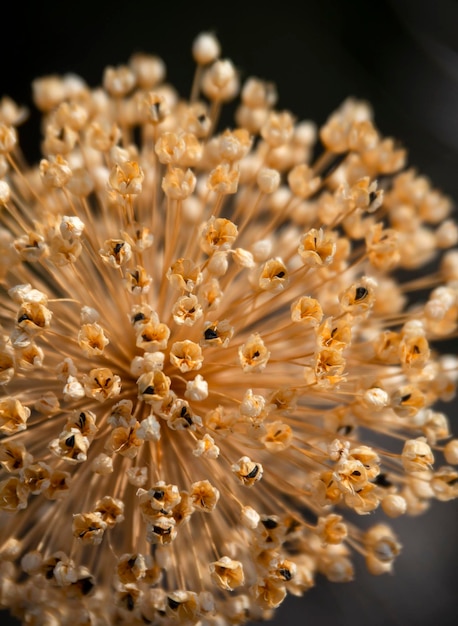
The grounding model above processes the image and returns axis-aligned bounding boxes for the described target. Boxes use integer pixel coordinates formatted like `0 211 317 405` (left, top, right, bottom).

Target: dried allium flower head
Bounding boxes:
0 31 457 626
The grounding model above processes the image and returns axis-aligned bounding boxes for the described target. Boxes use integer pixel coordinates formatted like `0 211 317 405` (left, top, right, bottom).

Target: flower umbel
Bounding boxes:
0 31 458 626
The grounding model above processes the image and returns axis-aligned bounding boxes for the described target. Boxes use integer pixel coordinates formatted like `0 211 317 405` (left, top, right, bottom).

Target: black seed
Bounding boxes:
253 350 260 358
245 465 259 479
204 327 218 340
114 242 124 255
78 412 86 428
79 577 94 596
133 312 145 323
352 470 361 476
153 525 171 536
44 566 55 580
374 473 392 488
17 314 30 323
153 490 164 500
197 114 207 123
126 594 135 611
168 597 180 610
279 568 292 581
401 394 411 403
65 435 75 449
275 271 285 278
143 386 155 395
286 518 301 534
355 286 368 301
369 191 378 204
262 517 278 530
179 406 192 425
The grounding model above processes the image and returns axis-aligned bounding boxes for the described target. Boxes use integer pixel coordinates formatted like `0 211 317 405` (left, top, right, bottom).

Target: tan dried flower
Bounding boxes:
0 31 457 626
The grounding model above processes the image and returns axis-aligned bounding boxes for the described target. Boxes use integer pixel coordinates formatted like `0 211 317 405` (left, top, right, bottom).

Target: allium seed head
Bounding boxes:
0 31 457 626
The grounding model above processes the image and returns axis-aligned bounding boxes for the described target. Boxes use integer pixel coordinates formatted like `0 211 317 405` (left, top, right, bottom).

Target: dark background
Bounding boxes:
1 0 458 624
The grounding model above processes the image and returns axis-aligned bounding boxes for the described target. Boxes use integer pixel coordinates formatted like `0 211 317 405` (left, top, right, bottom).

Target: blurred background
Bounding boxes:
1 0 458 624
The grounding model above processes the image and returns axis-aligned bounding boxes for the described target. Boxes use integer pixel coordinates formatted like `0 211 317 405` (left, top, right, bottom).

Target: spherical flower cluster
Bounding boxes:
0 31 457 626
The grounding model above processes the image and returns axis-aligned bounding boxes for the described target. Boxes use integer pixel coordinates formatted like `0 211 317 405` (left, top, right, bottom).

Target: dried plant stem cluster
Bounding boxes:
0 31 457 626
